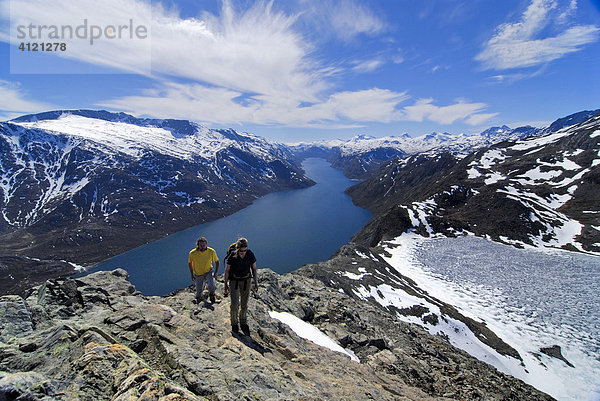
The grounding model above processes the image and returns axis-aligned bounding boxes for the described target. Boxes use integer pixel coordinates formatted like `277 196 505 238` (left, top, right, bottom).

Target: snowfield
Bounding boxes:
377 233 600 401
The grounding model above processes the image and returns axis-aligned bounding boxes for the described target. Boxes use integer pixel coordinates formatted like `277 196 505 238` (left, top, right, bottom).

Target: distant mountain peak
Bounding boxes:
351 134 376 141
11 109 139 124
480 125 511 137
547 109 600 132
11 109 202 139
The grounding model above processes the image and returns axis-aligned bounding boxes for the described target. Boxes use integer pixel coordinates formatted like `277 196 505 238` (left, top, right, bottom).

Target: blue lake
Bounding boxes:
91 158 372 295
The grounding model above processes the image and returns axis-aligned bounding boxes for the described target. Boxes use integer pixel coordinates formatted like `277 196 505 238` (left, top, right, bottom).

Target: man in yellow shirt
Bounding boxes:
188 237 220 304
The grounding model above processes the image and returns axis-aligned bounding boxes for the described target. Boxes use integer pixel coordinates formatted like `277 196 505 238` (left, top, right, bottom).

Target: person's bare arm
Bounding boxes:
213 260 220 278
189 261 195 282
224 264 231 295
252 262 258 292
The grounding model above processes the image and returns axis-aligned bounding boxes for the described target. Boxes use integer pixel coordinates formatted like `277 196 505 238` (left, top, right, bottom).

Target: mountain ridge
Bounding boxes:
1 108 598 295
291 109 599 179
1 108 596 399
0 263 555 400
348 112 600 255
0 112 313 294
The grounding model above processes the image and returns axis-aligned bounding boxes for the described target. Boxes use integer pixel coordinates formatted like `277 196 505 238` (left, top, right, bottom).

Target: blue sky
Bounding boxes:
0 0 599 142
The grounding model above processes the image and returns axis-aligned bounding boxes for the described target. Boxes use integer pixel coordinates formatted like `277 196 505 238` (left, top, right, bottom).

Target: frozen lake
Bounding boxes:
385 234 600 401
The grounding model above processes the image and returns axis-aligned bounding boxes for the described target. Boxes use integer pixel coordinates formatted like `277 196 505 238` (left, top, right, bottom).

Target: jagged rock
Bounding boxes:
0 295 34 342
0 371 60 401
0 268 554 401
540 345 575 368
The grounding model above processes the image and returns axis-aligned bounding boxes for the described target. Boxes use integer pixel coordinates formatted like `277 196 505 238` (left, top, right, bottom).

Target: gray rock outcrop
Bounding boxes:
0 268 554 400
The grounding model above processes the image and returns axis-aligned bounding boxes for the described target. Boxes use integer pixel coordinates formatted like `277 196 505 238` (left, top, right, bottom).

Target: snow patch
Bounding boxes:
479 149 507 168
467 167 482 179
484 172 506 185
269 311 359 362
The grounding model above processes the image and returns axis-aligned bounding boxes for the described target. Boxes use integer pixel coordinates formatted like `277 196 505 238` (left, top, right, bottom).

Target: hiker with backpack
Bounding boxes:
188 237 219 304
224 237 258 334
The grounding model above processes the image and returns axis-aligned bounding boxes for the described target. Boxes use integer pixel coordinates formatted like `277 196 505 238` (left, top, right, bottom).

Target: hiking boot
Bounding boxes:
209 293 216 303
241 323 250 335
231 324 239 334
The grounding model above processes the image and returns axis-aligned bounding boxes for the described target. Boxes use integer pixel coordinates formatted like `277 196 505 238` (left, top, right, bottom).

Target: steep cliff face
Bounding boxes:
0 267 553 401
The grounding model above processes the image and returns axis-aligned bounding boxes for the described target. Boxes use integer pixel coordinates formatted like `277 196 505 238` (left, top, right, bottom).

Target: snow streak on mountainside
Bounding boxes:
0 110 312 294
350 113 600 255
299 243 557 396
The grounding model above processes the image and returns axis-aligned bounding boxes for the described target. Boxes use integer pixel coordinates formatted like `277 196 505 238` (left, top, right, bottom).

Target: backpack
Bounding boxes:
224 242 236 262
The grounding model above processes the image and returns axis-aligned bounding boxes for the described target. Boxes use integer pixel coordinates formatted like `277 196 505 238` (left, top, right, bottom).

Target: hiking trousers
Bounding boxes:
194 271 216 300
229 278 251 327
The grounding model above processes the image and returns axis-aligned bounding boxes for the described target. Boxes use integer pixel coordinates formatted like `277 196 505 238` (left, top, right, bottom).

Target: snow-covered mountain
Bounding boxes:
0 110 312 294
349 112 600 255
292 110 599 180
291 124 542 179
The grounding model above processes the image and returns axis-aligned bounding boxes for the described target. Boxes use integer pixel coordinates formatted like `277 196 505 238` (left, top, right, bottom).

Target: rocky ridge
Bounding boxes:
349 113 600 254
0 265 554 401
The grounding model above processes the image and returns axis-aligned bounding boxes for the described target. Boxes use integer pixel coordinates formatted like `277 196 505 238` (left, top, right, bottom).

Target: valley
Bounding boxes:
1 108 599 400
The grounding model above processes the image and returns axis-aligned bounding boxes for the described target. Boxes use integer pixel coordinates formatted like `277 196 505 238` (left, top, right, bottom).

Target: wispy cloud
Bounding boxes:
0 80 56 120
351 59 384 73
294 0 386 44
101 82 493 128
150 1 326 102
327 0 386 42
465 113 499 126
4 0 323 100
399 98 493 125
100 84 409 126
476 0 599 70
488 65 547 84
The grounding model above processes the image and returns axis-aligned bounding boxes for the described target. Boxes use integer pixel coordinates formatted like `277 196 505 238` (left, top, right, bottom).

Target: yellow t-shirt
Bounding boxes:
189 247 218 275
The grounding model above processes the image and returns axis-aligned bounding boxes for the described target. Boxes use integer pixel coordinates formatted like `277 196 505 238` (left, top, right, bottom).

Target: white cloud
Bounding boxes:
558 0 578 24
465 113 499 126
0 81 56 120
101 83 492 129
351 59 384 73
476 0 599 70
98 82 255 124
399 98 492 125
327 0 385 42
4 0 324 101
323 89 408 122
392 54 404 64
150 1 325 102
100 84 409 127
3 1 497 132
488 65 547 84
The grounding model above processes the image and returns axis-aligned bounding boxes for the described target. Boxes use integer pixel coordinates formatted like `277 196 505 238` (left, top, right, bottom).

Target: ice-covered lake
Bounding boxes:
383 234 600 401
